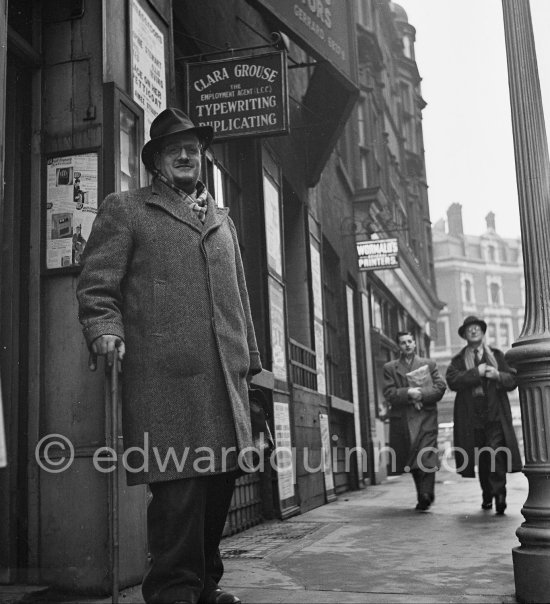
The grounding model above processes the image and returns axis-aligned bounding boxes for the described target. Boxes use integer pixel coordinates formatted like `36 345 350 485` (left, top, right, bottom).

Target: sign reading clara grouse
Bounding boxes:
356 238 400 271
186 51 289 141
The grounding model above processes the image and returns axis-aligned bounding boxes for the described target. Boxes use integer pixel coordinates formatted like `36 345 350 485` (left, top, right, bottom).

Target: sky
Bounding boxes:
396 0 550 239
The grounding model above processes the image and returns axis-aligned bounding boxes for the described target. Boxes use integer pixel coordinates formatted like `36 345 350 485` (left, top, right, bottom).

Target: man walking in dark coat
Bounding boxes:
446 316 522 515
77 108 261 604
383 331 446 511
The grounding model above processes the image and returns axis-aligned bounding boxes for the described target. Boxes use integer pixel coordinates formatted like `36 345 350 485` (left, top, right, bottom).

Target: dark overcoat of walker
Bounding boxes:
383 356 446 473
77 180 261 484
446 346 522 478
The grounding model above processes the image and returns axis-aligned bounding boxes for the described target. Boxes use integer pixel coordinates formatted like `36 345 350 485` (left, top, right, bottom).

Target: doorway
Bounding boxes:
0 50 33 583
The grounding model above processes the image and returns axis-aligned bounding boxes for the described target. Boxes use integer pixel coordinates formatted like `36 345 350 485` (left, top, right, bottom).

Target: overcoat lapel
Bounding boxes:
395 360 409 380
146 180 202 232
201 192 228 239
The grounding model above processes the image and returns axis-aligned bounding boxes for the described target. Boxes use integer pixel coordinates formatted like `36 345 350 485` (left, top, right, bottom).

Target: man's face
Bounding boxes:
465 323 484 346
398 334 416 356
154 132 202 193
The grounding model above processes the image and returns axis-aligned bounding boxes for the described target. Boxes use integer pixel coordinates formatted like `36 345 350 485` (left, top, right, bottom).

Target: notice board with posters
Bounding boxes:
44 152 98 271
131 0 167 140
273 401 295 502
186 51 289 142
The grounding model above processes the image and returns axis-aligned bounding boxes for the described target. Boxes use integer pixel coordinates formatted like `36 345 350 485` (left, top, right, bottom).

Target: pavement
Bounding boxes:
2 466 529 604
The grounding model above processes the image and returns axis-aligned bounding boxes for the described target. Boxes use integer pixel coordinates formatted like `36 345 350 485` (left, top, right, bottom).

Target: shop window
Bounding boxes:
103 82 144 194
204 145 243 228
323 240 351 400
212 163 224 208
283 182 312 349
119 104 141 192
371 293 382 330
262 163 286 383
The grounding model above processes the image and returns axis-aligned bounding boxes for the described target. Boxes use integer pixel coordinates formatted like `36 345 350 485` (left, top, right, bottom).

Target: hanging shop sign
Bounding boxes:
357 238 400 271
186 51 289 142
251 0 356 82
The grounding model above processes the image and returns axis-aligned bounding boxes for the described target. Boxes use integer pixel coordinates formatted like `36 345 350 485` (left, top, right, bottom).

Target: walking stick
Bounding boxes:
105 355 120 604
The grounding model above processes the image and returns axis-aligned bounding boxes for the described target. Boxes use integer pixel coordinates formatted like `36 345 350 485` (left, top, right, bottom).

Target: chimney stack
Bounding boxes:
486 211 496 231
447 203 464 236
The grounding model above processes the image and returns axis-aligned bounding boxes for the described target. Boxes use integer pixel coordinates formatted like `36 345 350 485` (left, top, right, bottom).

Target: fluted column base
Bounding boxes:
506 341 550 603
513 547 550 604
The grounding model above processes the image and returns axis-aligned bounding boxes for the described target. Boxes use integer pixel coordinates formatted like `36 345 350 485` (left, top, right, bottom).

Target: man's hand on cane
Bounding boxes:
88 335 126 371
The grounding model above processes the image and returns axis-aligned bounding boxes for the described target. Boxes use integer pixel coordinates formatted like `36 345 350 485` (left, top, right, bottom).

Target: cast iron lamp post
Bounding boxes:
502 1 550 601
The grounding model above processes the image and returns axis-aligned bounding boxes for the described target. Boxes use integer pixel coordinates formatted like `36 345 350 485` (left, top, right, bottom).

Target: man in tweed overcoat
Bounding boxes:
77 108 261 604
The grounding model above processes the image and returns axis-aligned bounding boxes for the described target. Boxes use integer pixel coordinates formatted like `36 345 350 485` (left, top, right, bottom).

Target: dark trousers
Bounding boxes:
142 472 237 604
411 469 435 501
474 421 507 499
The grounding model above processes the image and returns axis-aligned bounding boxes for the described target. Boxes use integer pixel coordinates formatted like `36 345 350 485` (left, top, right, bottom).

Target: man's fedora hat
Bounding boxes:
458 315 487 338
141 107 214 170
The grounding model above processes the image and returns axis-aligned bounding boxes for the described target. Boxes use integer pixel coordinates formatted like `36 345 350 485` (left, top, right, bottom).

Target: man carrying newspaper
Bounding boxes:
383 331 446 511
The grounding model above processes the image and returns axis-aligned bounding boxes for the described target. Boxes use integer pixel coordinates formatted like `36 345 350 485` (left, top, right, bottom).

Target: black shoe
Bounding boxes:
199 588 241 604
415 493 431 511
482 494 493 510
495 494 507 515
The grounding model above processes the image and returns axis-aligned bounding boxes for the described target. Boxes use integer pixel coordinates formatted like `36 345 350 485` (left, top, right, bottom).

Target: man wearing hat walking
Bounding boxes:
77 108 261 603
446 316 522 514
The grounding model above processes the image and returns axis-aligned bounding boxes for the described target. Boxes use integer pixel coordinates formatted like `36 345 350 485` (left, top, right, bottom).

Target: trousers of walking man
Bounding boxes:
446 316 522 514
77 107 261 604
383 331 446 511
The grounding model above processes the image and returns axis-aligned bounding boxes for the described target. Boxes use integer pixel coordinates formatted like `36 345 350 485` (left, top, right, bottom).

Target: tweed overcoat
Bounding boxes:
446 346 522 478
77 180 262 485
383 355 446 473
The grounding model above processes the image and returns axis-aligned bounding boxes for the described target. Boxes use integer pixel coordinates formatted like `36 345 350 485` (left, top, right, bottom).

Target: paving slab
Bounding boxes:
220 468 527 604
1 467 528 604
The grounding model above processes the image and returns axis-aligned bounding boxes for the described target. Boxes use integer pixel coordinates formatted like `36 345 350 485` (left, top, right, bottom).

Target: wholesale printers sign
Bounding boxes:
357 238 400 271
186 52 289 142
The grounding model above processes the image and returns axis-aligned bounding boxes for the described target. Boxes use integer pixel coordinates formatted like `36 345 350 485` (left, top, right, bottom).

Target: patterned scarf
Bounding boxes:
153 171 208 223
464 343 498 397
